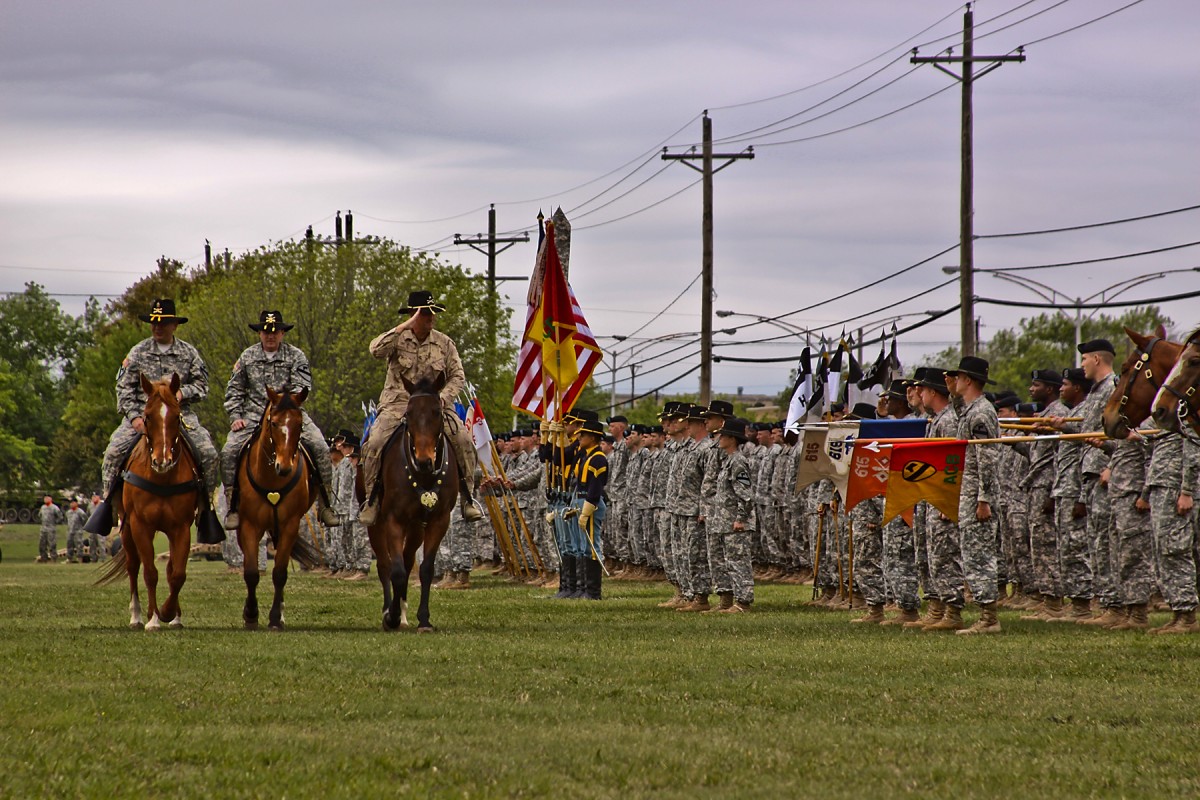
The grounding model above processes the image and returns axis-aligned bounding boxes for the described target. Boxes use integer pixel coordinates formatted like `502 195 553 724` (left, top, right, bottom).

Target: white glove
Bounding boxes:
544 511 556 524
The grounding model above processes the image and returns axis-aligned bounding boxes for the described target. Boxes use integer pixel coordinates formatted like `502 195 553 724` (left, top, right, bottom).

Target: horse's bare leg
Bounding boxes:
401 533 423 629
123 526 145 630
269 526 297 631
417 536 438 632
159 525 190 626
134 528 164 631
369 524 393 619
241 524 261 629
382 517 410 630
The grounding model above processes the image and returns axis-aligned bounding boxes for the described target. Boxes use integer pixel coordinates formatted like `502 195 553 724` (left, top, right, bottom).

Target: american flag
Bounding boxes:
511 213 601 420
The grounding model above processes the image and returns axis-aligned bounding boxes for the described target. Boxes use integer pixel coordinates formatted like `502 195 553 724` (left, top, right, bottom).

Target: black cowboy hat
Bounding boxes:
714 417 751 443
138 298 188 325
946 355 996 385
845 402 878 420
249 310 294 333
398 290 446 315
881 380 909 402
1031 368 1063 387
685 403 708 422
659 401 686 420
565 408 598 424
577 418 605 437
704 399 735 419
332 428 356 444
914 367 950 393
341 432 361 449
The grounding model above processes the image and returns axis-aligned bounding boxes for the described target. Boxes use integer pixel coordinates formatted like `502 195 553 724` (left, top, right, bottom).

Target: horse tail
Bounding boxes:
94 548 128 587
290 528 323 571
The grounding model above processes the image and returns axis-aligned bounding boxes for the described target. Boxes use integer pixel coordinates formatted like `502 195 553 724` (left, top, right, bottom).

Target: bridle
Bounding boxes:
145 394 181 473
400 392 449 519
1113 336 1163 435
1161 332 1200 439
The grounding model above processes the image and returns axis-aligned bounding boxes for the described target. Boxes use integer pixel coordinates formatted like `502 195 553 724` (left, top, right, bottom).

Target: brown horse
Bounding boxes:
369 374 459 632
1102 325 1182 439
97 374 199 631
1152 326 1200 438
235 387 322 630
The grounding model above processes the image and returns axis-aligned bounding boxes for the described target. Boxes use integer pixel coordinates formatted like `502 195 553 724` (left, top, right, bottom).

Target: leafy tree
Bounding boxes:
922 306 1174 397
0 358 45 494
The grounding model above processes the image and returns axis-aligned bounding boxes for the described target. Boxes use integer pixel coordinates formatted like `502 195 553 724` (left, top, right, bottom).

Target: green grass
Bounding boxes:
1 523 1199 799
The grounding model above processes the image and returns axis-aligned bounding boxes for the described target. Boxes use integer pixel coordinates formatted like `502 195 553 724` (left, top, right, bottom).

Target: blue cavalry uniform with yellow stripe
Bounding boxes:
570 418 609 600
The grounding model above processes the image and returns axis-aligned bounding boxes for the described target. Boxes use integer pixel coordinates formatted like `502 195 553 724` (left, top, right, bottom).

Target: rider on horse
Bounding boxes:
220 309 341 530
358 290 482 525
91 299 222 541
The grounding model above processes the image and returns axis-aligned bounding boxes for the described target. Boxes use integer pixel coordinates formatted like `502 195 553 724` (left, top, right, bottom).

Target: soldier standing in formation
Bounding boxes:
37 496 63 563
65 499 88 563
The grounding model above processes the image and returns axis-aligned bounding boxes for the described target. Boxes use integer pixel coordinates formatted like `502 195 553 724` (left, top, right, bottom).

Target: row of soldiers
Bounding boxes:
472 339 1198 633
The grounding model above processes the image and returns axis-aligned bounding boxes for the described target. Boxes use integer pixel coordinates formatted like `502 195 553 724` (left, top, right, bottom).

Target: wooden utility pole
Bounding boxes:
912 5 1024 357
305 210 382 252
662 112 754 404
454 205 530 343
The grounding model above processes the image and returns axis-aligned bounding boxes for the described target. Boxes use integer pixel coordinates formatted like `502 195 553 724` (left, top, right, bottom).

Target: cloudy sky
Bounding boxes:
3 0 1198 398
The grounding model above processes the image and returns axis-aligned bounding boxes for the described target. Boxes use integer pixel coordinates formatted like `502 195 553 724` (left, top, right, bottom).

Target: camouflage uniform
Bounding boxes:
221 341 334 495
1145 433 1200 612
638 446 662 570
606 438 629 561
850 496 885 606
1052 411 1091 601
101 337 219 496
1109 437 1151 605
328 455 358 572
38 502 64 561
650 440 678 584
1074 374 1118 606
669 436 711 600
1021 398 1068 597
65 506 88 561
881 419 920 612
87 499 108 562
754 443 782 566
622 447 649 569
509 447 556 572
926 404 964 605
955 395 1000 606
361 326 471 501
708 448 757 605
666 437 700 598
439 509 476 575
812 479 842 593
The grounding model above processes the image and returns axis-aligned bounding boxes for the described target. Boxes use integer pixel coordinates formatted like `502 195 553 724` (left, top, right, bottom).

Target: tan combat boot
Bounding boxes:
1109 603 1148 631
906 599 943 629
851 603 886 624
703 593 735 614
850 591 867 611
813 586 838 607
924 604 964 631
881 607 921 627
677 595 711 613
1079 606 1126 628
957 602 1002 635
1047 597 1091 623
657 588 684 608
1023 595 1063 621
720 600 751 613
1155 609 1199 634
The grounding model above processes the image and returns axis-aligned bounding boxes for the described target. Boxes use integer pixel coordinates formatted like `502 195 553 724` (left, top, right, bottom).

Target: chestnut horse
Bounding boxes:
1102 325 1182 439
369 374 459 632
235 387 322 630
1153 326 1200 439
96 374 199 631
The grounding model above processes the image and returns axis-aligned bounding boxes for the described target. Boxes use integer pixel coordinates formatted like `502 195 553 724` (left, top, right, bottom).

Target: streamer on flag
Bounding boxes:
784 347 812 437
512 211 601 420
882 439 968 524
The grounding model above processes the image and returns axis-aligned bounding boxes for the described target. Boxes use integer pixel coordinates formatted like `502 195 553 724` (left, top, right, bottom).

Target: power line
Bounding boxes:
978 287 1200 310
977 202 1200 239
622 272 702 339
1019 0 1148 47
979 241 1200 273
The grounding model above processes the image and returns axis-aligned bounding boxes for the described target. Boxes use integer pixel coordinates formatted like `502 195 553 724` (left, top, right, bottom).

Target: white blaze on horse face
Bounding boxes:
1152 354 1187 415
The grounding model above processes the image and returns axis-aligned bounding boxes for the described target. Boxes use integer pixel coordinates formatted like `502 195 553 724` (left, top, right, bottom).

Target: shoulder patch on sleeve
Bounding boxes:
735 469 751 488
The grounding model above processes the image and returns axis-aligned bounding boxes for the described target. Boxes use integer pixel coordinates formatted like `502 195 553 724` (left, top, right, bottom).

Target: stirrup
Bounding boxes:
319 506 340 526
358 501 378 526
461 499 483 522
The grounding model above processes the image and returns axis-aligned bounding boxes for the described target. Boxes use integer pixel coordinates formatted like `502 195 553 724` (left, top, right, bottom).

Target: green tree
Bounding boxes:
923 306 1174 397
0 358 45 493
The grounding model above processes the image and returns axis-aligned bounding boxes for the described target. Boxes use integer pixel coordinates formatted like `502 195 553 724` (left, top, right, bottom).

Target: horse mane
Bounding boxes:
410 377 439 397
1188 326 1200 346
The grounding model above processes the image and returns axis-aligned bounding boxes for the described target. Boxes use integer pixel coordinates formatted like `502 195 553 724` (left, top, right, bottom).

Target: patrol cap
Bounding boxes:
714 417 751 443
1078 338 1115 355
249 310 294 333
845 402 877 420
1062 367 1093 392
1031 368 1063 386
650 424 664 434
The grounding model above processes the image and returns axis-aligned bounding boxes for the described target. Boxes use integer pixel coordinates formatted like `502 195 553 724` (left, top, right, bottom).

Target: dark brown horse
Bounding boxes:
1102 325 1182 439
97 374 199 630
235 387 322 630
369 374 459 632
1153 327 1200 438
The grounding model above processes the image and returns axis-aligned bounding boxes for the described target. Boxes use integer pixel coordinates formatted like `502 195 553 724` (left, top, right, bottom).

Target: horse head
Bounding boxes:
140 372 182 473
1102 324 1179 439
263 386 308 476
401 372 447 473
1152 327 1200 436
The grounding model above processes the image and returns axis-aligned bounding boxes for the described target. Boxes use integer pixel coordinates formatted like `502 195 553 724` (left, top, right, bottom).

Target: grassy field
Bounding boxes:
1 523 1199 799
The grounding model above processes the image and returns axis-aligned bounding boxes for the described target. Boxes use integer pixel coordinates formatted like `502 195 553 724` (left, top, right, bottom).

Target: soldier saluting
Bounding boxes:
220 310 341 529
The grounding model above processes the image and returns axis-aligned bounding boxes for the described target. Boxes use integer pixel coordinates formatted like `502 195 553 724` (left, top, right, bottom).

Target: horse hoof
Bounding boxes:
244 620 259 630
168 618 183 629
268 623 285 632
145 616 162 632
418 625 435 634
129 622 144 631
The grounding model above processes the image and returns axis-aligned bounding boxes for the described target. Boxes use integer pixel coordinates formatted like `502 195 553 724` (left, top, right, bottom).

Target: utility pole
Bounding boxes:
454 204 530 343
305 210 382 251
662 112 754 404
912 4 1024 357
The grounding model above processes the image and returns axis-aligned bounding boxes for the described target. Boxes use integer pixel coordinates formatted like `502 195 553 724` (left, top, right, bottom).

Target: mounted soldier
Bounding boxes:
88 299 222 543
358 290 481 525
220 310 340 530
